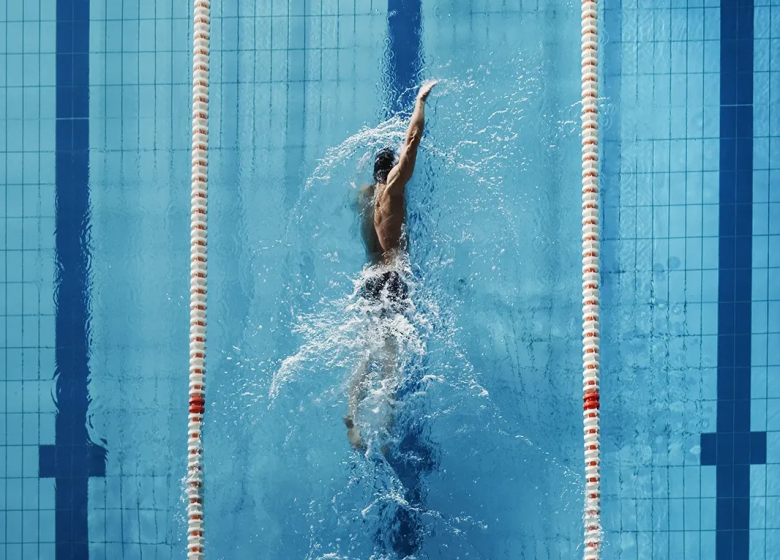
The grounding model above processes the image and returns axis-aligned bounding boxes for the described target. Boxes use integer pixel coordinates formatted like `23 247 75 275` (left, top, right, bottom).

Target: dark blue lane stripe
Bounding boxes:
385 0 423 116
379 1 435 556
700 0 766 558
38 0 106 558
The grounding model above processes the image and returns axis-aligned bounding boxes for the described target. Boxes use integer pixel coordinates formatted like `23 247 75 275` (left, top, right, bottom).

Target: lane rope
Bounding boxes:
188 0 210 558
581 0 602 557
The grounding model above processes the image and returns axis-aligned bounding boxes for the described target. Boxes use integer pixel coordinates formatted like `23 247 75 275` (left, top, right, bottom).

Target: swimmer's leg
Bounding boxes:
378 334 401 454
345 353 369 450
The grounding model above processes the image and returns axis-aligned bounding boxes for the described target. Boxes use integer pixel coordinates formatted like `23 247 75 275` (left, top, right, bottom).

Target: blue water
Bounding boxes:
1 0 779 559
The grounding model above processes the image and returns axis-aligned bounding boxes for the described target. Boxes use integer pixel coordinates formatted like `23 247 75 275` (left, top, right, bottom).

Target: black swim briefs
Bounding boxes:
358 270 410 308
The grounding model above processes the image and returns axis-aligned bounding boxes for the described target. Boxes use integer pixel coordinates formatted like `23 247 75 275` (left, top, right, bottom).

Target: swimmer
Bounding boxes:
345 80 437 451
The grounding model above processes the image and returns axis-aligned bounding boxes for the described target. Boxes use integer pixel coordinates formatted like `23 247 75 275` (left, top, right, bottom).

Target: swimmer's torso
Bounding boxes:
373 175 407 259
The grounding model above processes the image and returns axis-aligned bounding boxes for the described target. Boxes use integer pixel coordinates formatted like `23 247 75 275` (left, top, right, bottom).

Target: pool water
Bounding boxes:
0 0 778 559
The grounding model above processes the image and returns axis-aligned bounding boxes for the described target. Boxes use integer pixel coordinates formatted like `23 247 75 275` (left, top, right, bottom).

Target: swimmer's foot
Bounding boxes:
344 414 366 451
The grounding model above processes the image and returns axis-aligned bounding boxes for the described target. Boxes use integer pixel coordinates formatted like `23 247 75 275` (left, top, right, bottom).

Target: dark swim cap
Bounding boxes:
373 148 397 183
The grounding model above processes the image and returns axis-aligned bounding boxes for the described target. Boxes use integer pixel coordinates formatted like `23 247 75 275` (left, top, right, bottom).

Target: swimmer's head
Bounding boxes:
373 148 396 183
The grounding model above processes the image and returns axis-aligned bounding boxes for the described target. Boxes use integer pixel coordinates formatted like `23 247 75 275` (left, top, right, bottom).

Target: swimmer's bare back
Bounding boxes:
374 81 437 261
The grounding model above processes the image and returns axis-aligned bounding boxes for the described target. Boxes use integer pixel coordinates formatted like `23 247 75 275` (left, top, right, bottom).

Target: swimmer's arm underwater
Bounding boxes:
386 80 437 192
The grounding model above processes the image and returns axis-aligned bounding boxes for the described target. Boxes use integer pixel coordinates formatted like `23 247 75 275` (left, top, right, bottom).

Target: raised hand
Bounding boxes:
417 80 438 102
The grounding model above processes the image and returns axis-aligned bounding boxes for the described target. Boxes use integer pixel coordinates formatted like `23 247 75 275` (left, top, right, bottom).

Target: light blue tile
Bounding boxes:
89 477 106 509
651 206 668 237
38 478 54 511
770 203 780 235
21 348 37 380
753 7 771 40
686 173 703 205
756 39 771 72
756 137 770 170
767 498 780 529
6 444 24 479
22 218 37 251
670 236 686 265
753 170 770 202
770 235 780 267
7 186 23 217
754 400 768 431
684 498 700 529
39 511 55 542
6 381 23 413
771 2 780 34
39 543 55 560
702 42 719 78
637 530 653 559
768 367 780 399
685 42 704 74
700 206 720 242
39 125 55 157
6 251 23 283
683 531 700 559
6 21 24 53
764 466 780 505
755 234 770 268
89 544 107 560
22 381 37 413
122 0 140 18
636 498 652 531
668 141 687 173
5 544 23 560
751 531 766 560
766 530 780 559
653 531 671 559
683 140 703 174
22 413 37 444
105 0 127 20
669 74 686 109
4 474 24 513
766 333 780 366
137 509 157 544
39 316 54 348
6 412 22 445
106 508 123 542
21 511 38 544
769 301 780 335
22 182 38 219
669 206 685 237
685 8 704 39
771 40 780 73
755 334 769 367
754 301 769 332
754 366 769 399
22 120 39 153
122 54 139 85
39 412 54 445
105 53 123 86
7 349 22 381
683 466 701 498
21 446 36 477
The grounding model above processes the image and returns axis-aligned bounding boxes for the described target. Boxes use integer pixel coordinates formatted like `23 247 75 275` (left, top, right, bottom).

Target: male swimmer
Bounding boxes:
344 81 437 450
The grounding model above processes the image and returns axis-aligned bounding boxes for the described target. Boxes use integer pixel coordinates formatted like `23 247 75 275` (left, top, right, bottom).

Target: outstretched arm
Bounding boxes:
387 81 437 188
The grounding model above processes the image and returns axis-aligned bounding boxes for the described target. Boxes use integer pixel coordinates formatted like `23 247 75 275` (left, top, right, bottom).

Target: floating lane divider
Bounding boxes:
580 0 602 557
188 0 210 558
